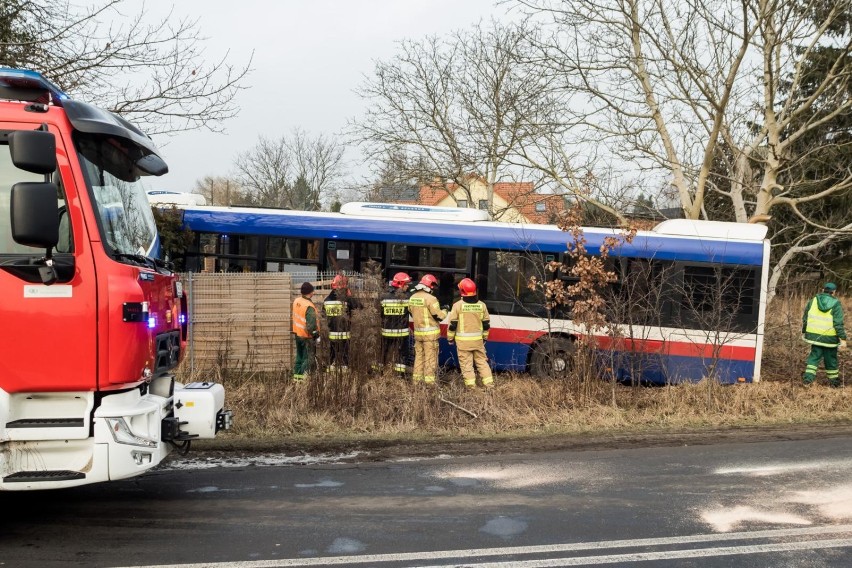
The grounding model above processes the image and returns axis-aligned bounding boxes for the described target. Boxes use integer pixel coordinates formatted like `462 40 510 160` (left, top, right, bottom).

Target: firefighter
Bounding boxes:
408 274 448 385
292 281 320 381
802 282 847 387
379 272 412 376
322 274 361 370
447 277 493 389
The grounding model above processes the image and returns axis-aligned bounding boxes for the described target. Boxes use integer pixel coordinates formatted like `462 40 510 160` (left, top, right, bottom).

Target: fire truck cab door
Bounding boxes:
0 125 98 393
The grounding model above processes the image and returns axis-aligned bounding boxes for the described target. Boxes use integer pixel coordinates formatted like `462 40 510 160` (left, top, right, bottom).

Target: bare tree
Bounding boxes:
235 130 344 211
516 0 852 298
0 0 251 134
193 176 245 206
352 19 568 216
362 150 429 202
288 129 346 211
234 136 293 209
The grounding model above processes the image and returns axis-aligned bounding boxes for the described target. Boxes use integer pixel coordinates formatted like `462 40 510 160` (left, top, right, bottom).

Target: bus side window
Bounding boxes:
680 265 758 332
619 258 672 326
476 250 547 316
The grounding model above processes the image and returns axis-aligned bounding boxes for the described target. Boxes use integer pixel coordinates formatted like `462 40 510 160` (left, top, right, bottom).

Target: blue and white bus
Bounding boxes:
175 202 769 384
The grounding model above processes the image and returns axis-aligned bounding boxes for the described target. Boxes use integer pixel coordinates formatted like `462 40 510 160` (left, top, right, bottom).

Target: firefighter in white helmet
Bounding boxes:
447 278 493 389
408 274 447 385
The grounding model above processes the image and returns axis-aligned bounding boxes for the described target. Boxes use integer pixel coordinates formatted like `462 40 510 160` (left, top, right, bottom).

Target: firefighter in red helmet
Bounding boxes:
322 274 361 371
379 272 412 376
408 274 448 385
447 277 492 389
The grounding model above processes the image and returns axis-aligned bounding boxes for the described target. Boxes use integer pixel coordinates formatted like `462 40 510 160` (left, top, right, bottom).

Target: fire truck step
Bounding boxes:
6 418 85 428
4 470 86 483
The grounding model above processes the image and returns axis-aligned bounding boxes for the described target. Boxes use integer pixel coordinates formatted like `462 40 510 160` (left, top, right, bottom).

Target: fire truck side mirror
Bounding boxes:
135 153 168 177
10 182 60 250
8 130 56 175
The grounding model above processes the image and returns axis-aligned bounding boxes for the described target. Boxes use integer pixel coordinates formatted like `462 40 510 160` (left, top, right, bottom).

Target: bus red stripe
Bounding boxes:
595 336 756 361
479 328 755 361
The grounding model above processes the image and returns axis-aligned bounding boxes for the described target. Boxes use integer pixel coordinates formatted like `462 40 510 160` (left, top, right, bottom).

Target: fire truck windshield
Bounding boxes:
75 133 159 259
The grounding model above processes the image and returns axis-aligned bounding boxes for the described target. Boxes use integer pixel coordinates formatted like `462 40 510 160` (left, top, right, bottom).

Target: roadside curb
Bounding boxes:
184 421 852 462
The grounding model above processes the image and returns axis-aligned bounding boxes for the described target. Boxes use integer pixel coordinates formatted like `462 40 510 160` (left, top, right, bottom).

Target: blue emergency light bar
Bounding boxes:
0 67 69 105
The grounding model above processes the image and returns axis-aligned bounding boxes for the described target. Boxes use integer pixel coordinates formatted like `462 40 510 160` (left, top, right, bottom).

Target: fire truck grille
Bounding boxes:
155 330 181 374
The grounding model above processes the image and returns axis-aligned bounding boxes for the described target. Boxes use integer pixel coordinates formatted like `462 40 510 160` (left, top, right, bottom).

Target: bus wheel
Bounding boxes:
530 337 575 379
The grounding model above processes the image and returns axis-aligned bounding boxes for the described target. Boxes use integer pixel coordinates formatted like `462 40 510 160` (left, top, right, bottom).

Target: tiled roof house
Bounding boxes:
393 177 566 224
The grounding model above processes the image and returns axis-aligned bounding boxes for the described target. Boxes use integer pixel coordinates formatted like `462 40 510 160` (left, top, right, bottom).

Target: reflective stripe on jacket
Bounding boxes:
409 290 446 338
804 298 839 347
802 292 846 347
323 288 362 336
293 296 320 338
447 300 490 342
380 291 410 337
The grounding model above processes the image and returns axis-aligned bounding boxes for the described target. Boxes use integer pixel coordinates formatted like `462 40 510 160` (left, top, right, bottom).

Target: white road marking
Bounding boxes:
412 539 852 567
113 524 852 568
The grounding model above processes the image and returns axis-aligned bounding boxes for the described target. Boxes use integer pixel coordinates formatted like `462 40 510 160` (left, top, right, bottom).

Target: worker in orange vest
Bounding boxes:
292 281 320 381
408 274 447 385
447 278 493 389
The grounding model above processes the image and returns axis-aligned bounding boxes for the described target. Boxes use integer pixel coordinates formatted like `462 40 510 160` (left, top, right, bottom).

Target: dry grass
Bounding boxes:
185 291 852 448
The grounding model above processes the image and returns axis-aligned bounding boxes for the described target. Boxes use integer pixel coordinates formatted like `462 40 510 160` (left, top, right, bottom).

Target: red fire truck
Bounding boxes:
0 68 231 490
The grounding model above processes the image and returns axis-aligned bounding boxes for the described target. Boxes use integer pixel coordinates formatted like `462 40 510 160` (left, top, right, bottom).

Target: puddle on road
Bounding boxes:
702 459 852 531
480 516 529 537
327 537 366 554
294 479 344 489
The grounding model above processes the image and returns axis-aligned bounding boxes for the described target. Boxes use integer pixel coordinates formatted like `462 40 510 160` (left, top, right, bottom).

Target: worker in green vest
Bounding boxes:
802 282 847 387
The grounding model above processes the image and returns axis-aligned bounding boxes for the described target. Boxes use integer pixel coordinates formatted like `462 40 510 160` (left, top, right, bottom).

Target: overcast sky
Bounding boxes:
142 0 508 195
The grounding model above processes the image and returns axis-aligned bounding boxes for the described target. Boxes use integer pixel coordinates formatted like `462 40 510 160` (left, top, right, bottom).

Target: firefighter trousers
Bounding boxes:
381 335 409 375
329 338 349 368
457 342 493 388
413 336 439 384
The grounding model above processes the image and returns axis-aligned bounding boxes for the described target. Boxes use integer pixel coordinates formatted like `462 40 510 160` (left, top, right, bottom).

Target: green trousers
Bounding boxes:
803 344 839 385
293 336 315 380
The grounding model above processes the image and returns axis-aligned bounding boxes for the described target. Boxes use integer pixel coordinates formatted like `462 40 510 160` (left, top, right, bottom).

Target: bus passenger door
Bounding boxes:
324 240 354 273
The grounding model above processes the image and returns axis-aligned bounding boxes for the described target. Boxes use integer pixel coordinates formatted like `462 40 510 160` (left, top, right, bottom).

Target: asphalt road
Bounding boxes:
1 434 851 567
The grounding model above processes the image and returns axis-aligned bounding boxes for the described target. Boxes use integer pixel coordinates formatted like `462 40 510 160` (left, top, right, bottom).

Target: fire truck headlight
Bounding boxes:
148 316 156 329
105 417 157 448
131 451 153 465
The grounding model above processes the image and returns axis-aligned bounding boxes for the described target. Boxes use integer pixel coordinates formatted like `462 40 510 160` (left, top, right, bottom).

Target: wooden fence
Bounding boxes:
183 272 293 373
182 271 373 373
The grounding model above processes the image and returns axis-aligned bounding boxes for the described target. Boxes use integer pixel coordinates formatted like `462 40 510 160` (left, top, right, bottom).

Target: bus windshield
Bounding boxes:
75 133 158 258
